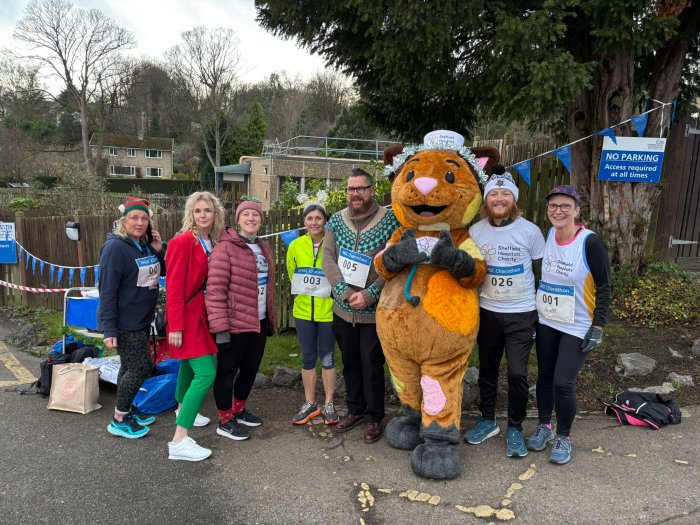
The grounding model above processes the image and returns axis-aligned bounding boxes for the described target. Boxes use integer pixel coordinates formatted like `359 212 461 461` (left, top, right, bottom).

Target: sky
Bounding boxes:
0 0 329 89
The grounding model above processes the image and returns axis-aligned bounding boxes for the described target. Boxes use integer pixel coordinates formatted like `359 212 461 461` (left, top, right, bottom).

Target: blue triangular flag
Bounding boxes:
94 266 99 284
50 265 55 283
17 245 22 262
512 160 531 187
280 229 299 247
40 261 45 276
32 257 37 274
596 127 617 145
26 254 30 270
57 267 64 284
553 145 572 173
80 267 86 287
68 268 75 285
671 99 676 122
631 113 648 137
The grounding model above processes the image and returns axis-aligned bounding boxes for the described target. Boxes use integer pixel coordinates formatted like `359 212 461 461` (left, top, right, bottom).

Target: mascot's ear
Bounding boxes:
470 147 500 176
383 145 405 182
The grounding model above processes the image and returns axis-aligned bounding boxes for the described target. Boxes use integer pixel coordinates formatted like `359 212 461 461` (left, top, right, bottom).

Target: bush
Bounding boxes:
613 262 700 327
7 197 43 211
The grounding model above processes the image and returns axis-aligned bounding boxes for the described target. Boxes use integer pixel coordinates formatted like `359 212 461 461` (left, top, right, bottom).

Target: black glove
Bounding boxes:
382 228 428 273
581 326 603 353
429 230 475 278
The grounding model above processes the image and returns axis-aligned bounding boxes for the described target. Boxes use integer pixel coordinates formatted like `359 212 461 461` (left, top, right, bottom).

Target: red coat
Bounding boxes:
165 232 217 360
206 227 276 334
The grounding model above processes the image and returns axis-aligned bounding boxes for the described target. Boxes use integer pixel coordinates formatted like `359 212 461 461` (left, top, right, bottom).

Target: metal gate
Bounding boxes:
654 117 700 270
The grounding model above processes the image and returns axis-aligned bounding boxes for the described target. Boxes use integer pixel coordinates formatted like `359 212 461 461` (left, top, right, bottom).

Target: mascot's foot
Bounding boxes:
411 442 461 480
386 410 423 450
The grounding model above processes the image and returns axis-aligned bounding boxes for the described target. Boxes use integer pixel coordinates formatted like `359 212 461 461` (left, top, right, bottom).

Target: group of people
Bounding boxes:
98 164 610 466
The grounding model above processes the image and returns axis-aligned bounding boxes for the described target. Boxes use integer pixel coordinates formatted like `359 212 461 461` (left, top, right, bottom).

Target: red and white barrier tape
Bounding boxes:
0 279 68 293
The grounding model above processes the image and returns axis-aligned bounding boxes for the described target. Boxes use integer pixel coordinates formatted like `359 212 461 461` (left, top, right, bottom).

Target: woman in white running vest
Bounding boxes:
527 185 611 465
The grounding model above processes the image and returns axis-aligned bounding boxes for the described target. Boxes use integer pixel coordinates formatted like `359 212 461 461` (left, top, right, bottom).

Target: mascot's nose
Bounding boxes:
413 177 438 196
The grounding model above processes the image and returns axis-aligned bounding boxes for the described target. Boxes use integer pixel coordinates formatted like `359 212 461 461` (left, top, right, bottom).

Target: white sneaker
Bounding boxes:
168 436 212 462
175 409 211 427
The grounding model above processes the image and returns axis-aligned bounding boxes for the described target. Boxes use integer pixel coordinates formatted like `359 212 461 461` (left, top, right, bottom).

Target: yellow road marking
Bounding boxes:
0 340 36 386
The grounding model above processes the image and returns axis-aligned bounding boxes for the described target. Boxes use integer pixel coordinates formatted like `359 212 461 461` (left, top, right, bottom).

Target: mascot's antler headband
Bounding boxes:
383 130 490 187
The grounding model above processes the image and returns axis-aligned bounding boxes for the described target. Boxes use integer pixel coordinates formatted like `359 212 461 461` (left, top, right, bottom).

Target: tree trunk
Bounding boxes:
78 97 93 175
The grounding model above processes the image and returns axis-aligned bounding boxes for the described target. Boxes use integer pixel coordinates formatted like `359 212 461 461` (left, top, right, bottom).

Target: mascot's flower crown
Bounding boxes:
383 130 489 187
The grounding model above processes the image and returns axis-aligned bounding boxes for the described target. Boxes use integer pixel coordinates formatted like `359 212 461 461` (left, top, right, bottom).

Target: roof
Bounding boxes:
89 132 174 151
215 163 251 174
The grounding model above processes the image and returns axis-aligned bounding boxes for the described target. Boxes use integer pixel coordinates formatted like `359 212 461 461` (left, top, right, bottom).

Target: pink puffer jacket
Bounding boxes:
205 226 276 334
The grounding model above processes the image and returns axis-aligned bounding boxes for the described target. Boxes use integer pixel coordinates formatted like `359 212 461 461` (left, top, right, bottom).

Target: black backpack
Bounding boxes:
601 391 682 429
35 353 70 396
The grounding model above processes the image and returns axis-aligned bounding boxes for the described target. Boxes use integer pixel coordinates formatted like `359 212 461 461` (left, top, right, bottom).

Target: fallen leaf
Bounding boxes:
626 453 637 458
378 488 392 494
592 447 605 454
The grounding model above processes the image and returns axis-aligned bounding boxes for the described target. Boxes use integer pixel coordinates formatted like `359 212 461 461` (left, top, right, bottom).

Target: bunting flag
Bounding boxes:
554 145 572 173
671 99 676 122
25 253 30 270
596 127 617 145
57 267 64 284
94 266 99 284
631 113 648 137
68 268 75 285
512 160 532 187
32 257 37 274
80 267 86 287
40 261 45 276
280 229 299 247
50 265 55 283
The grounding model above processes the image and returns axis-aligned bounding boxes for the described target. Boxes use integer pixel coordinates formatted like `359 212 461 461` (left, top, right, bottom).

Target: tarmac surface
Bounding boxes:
0 336 698 525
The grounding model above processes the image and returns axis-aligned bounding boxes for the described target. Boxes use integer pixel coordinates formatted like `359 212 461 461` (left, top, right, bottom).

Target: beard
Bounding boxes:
350 197 372 215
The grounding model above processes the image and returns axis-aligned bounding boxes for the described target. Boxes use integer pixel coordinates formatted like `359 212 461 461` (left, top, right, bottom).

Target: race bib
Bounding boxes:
338 247 371 288
258 275 268 308
415 236 438 262
291 267 331 298
135 255 160 289
537 281 575 324
482 264 528 301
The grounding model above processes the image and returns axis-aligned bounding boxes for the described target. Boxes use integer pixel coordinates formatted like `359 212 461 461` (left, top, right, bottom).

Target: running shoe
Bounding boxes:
291 402 321 425
130 409 155 426
324 402 339 425
527 423 555 451
175 409 211 427
506 427 528 457
168 436 212 461
234 408 262 427
216 420 250 441
549 435 572 465
107 414 149 439
464 417 500 445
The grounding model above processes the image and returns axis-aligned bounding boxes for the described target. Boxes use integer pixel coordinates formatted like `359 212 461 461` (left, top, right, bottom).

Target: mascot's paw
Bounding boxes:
410 441 461 480
386 413 423 450
382 229 428 273
430 230 475 278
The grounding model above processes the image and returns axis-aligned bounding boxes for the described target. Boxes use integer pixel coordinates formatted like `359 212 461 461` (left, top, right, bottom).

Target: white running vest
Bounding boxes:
537 227 597 339
469 217 545 313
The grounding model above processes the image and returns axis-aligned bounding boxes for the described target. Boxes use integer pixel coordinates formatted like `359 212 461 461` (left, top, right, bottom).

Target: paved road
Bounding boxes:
0 337 698 525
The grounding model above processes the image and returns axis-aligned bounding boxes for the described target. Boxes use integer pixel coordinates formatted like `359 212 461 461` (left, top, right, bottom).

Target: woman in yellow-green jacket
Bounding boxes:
286 203 338 426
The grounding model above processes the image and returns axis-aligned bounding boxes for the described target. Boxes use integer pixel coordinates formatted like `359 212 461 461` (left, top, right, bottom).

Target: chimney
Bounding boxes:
138 111 145 140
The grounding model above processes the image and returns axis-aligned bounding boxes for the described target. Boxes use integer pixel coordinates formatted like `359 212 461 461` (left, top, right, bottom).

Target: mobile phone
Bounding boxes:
146 222 154 243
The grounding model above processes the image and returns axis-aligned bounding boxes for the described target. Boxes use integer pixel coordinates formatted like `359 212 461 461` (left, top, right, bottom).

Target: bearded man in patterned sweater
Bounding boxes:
322 168 399 444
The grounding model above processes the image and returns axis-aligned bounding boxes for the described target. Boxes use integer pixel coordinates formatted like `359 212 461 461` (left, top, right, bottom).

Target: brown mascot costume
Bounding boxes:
375 130 498 479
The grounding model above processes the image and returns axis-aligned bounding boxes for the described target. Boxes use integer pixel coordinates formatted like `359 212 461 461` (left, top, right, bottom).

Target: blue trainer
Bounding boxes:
107 414 149 439
549 434 572 464
131 409 155 426
527 423 554 451
464 417 500 445
506 426 528 457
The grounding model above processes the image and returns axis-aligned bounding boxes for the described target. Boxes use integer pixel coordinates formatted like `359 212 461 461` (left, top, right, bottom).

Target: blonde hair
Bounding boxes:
181 191 226 242
113 210 149 239
480 200 522 222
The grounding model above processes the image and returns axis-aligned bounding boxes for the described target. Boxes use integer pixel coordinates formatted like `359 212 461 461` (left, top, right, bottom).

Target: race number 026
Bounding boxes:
490 277 513 287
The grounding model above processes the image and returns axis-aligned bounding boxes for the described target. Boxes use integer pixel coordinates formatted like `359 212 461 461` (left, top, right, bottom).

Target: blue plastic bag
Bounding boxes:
51 335 84 355
155 359 180 375
132 373 178 414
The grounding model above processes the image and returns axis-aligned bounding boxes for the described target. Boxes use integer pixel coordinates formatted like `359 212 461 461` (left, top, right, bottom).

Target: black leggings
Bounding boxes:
213 322 268 410
535 323 587 437
116 328 152 412
477 309 537 430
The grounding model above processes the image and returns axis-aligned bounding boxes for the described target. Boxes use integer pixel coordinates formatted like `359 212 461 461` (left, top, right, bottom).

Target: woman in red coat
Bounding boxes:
165 191 225 461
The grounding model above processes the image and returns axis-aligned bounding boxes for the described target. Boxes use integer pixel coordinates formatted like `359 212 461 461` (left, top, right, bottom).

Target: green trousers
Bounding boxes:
175 354 216 430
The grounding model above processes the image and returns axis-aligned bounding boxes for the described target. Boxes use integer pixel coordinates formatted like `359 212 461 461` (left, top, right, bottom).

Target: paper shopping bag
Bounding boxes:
47 363 102 414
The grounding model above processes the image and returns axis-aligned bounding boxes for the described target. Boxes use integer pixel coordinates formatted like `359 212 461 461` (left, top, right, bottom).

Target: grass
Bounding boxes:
260 333 344 375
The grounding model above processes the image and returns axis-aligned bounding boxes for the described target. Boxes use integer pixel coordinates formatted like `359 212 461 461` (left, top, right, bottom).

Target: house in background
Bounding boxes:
89 132 174 179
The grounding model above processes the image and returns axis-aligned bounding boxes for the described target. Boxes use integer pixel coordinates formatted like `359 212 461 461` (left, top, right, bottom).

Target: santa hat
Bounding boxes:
119 196 153 217
484 166 519 200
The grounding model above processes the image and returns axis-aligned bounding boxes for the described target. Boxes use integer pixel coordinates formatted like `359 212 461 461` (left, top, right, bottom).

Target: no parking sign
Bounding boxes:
598 137 666 183
0 223 17 264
